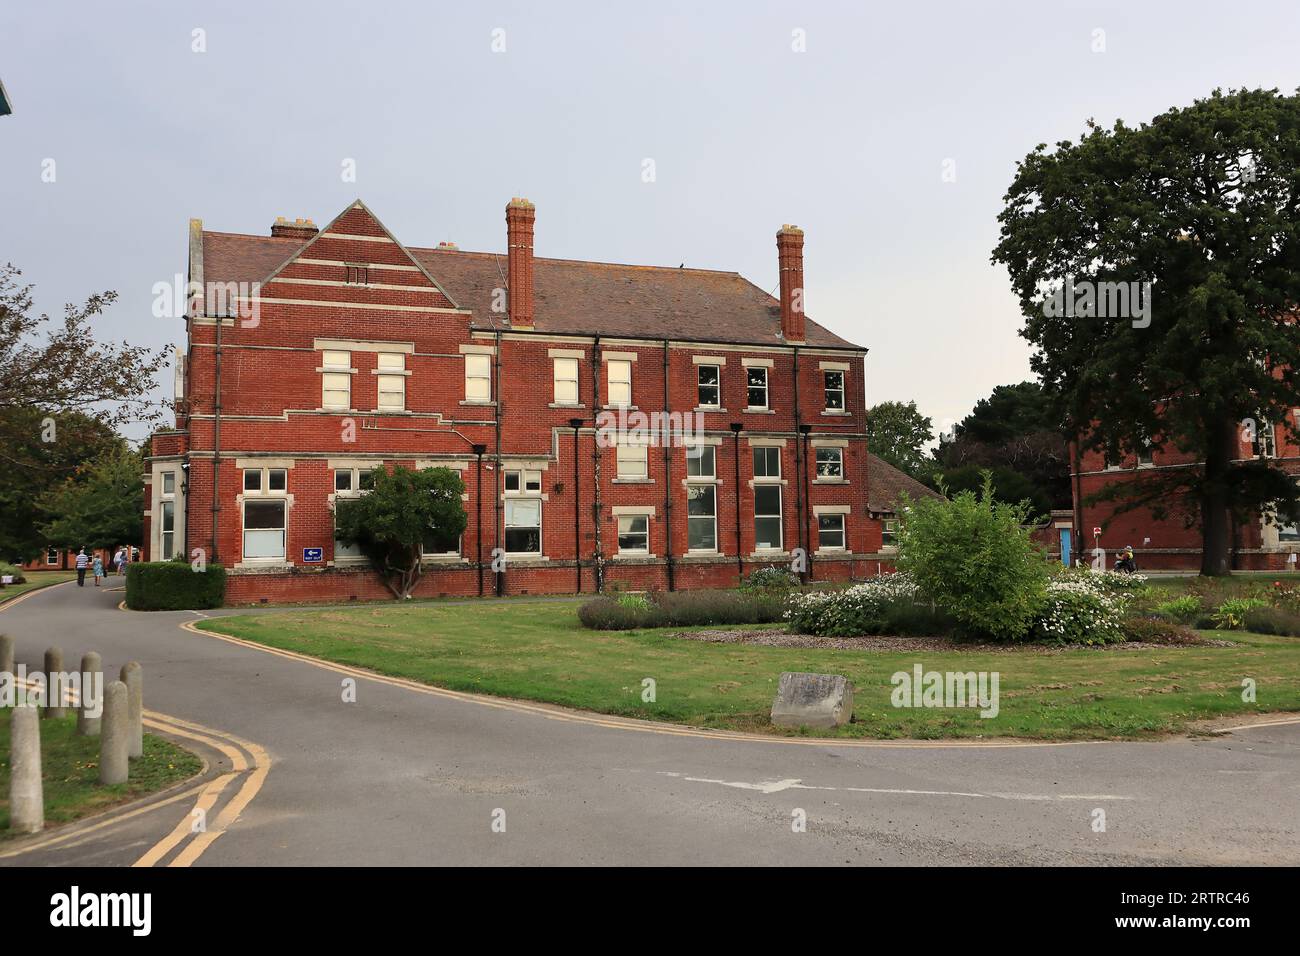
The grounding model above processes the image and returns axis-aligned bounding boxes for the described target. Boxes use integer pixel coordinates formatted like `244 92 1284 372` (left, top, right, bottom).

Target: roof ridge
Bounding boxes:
413 245 742 277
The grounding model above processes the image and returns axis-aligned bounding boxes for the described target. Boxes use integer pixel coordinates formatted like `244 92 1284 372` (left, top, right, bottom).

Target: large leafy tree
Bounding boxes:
993 88 1300 575
867 400 933 478
0 263 168 559
40 444 144 553
334 466 468 599
0 408 121 560
934 382 1072 511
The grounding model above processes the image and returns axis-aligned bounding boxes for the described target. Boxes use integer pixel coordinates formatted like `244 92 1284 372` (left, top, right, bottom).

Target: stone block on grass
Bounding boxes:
770 672 854 729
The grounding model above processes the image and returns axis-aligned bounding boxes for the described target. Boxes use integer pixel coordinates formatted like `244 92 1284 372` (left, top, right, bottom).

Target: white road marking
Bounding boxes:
654 772 1133 802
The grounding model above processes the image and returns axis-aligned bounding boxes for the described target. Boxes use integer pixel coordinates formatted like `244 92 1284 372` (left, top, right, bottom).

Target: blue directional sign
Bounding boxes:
303 547 323 563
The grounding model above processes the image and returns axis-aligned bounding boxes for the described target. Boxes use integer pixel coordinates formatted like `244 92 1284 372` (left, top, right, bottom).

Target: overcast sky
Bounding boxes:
4 0 1300 443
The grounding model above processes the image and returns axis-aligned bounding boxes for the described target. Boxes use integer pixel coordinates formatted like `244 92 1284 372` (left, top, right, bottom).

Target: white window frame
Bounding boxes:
697 364 721 408
376 352 406 412
332 469 366 561
1254 421 1277 460
746 366 769 410
815 446 844 479
607 359 632 408
881 518 899 551
553 357 580 405
465 353 491 402
46 547 59 566
242 497 287 561
504 498 542 555
824 369 845 411
615 442 648 479
616 514 651 555
321 350 352 410
817 513 846 551
753 484 783 552
686 444 716 479
752 446 781 479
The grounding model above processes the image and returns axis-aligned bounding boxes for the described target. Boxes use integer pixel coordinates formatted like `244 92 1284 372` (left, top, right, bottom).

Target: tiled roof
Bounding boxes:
199 232 863 350
868 453 942 513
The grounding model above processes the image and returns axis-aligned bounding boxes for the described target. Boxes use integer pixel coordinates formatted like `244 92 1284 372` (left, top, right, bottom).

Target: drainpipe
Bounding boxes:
792 347 806 583
210 314 223 564
730 422 744 584
494 328 504 597
662 339 675 591
569 418 583 593
1071 438 1084 567
799 423 813 582
473 443 486 596
591 335 604 593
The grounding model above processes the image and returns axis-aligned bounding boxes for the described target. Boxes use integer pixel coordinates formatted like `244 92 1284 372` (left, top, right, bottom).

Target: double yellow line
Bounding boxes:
132 711 270 867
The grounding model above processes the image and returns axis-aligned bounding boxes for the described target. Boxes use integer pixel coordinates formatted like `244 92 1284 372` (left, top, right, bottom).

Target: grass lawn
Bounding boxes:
0 710 203 839
0 571 78 604
198 598 1300 740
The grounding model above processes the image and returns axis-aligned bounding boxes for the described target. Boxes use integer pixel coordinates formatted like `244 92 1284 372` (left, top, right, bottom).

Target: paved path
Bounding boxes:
3 581 1298 866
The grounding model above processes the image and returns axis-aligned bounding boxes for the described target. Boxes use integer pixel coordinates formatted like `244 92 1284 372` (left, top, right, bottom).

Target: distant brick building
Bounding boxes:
1072 425 1300 571
146 199 900 602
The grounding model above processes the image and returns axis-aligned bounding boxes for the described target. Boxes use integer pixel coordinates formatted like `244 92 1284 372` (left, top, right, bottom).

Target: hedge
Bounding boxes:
125 562 227 610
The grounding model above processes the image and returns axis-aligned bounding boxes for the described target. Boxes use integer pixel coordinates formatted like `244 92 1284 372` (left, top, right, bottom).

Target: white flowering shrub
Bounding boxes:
1066 566 1148 595
785 573 929 636
1032 576 1127 645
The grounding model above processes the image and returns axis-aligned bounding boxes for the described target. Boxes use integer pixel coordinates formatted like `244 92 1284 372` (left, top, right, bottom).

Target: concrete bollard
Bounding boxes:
120 661 143 759
43 647 65 719
77 651 103 737
0 633 13 678
99 681 129 785
9 706 44 834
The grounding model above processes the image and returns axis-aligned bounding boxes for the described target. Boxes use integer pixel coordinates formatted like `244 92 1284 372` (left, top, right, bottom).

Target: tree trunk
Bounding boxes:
1200 417 1236 576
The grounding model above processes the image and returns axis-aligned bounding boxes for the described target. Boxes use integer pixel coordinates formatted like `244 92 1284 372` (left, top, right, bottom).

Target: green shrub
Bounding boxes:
1032 577 1127 645
895 474 1048 641
0 563 28 585
738 566 800 595
616 592 652 612
125 562 227 611
1212 597 1268 630
1242 606 1300 637
785 573 952 636
1152 595 1201 624
1120 616 1202 645
577 590 784 630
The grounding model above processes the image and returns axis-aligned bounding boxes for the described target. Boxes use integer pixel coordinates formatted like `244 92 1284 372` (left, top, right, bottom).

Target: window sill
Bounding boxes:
821 410 850 417
459 399 496 407
612 478 655 484
813 478 849 485
615 551 656 560
743 408 775 414
548 402 586 409
750 549 789 558
693 406 727 414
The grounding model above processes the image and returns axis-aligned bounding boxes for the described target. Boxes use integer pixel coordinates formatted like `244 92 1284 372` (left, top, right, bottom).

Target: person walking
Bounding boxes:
92 553 105 587
75 548 89 587
113 547 125 576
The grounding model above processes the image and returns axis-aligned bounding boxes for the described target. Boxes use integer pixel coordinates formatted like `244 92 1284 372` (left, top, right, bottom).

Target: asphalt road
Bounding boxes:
2 580 1298 866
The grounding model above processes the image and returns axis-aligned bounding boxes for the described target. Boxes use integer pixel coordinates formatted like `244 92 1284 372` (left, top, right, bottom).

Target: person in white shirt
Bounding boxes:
75 549 89 587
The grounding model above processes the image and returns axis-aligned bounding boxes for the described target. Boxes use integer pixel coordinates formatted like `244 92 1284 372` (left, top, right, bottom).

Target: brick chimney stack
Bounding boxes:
506 198 536 329
271 216 319 240
777 224 806 343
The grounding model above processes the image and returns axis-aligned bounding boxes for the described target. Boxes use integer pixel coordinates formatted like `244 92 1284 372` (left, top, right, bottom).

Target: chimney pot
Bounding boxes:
777 224 806 343
506 198 536 329
271 216 319 240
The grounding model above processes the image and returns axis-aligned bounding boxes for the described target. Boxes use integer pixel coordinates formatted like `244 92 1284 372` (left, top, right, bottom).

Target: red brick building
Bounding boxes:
1072 425 1300 571
146 199 892 603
